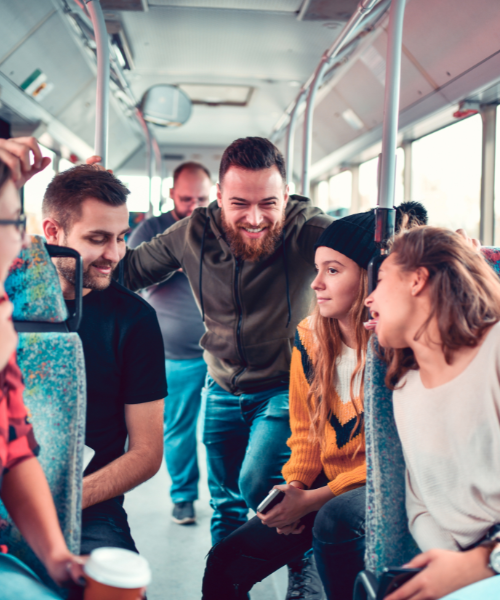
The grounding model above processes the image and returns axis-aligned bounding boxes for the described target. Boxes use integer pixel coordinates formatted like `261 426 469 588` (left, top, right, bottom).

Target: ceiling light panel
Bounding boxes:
179 84 252 106
149 0 302 11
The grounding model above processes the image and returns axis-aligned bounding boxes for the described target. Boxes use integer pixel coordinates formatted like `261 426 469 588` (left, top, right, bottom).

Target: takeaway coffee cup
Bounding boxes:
83 547 151 600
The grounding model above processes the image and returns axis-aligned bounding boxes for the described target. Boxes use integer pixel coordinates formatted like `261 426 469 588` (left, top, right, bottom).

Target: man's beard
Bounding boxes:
56 243 117 291
221 209 285 262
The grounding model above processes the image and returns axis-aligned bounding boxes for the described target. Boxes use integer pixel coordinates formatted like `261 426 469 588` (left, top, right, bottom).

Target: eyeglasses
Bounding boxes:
0 214 27 237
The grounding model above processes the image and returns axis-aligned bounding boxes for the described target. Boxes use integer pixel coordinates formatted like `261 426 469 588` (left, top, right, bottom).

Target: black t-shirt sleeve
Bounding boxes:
120 309 168 404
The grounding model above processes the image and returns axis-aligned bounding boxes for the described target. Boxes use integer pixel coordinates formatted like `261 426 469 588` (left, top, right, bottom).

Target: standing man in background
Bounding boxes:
128 162 211 526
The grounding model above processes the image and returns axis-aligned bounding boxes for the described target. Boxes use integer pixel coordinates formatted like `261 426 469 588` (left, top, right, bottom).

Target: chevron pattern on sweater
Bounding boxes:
329 411 364 449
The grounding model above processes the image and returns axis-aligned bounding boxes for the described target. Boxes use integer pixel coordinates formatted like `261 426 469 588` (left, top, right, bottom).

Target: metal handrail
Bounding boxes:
301 0 379 196
276 0 390 191
84 0 109 166
377 0 406 210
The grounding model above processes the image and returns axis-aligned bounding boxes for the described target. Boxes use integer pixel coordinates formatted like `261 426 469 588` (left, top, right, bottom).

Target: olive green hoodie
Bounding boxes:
122 195 332 394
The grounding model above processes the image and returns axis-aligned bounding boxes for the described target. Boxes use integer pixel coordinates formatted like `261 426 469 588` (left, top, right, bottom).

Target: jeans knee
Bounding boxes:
239 469 269 512
313 488 366 545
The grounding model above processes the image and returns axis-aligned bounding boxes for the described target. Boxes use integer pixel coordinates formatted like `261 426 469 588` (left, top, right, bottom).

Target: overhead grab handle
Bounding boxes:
84 0 110 167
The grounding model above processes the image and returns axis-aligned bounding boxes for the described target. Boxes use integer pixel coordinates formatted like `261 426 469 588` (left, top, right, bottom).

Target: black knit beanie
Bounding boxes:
314 201 428 270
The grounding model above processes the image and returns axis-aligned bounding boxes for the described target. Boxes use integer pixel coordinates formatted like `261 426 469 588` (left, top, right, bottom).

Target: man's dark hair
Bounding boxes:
42 164 130 232
173 161 211 186
219 137 286 185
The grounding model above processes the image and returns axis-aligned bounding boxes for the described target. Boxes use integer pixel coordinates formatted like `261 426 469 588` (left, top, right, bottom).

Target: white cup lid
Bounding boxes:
84 547 152 589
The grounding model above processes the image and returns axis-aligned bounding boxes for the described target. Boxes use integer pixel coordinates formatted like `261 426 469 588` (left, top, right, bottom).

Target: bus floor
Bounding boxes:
124 439 288 600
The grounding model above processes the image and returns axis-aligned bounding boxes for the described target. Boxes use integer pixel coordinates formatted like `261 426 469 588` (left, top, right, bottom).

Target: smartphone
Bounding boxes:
376 567 422 599
256 489 285 514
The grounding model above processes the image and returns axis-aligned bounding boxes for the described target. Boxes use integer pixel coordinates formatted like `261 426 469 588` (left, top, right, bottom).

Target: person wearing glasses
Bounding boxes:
0 137 86 598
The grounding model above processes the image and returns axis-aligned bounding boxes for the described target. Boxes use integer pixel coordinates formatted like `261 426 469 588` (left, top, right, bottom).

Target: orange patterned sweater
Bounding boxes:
282 318 366 496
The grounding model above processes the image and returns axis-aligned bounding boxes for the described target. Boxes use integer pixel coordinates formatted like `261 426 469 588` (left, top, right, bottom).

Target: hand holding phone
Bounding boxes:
257 488 285 514
377 567 422 599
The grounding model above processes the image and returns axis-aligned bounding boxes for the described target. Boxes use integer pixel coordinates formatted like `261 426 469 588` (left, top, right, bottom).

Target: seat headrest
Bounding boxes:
5 235 68 323
482 247 500 275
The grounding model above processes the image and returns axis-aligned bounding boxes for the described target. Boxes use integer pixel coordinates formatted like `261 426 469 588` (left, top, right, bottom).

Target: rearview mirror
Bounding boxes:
140 84 192 127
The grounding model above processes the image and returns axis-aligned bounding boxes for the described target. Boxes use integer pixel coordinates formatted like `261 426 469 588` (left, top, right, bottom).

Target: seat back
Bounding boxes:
1 236 86 594
363 247 500 578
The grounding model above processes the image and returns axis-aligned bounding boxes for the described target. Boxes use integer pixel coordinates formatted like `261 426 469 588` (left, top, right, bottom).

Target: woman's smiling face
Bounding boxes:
365 253 418 348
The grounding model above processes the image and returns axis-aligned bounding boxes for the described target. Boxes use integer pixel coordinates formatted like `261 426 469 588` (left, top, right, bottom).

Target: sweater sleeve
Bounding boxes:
282 345 323 488
405 462 458 552
328 462 366 496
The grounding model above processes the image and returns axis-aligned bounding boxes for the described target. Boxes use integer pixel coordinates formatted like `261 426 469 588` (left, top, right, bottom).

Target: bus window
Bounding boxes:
24 144 56 236
412 115 482 239
329 170 352 216
358 148 405 212
494 106 500 246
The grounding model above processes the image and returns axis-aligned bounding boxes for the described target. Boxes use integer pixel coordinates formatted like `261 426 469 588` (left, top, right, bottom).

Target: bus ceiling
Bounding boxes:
0 0 499 177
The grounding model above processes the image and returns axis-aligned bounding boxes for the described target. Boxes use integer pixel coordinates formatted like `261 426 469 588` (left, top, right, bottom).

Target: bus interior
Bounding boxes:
1 1 500 598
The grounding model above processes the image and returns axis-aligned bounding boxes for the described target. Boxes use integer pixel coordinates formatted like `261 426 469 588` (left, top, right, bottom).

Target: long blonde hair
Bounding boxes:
302 269 370 450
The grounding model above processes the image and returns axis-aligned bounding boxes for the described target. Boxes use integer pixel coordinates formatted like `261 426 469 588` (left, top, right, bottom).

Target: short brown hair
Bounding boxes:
42 165 130 232
219 137 286 185
173 162 211 186
383 226 500 388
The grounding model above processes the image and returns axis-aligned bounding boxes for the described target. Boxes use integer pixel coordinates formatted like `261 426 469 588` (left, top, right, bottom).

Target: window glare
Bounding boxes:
24 144 56 235
118 175 150 212
329 171 352 212
358 148 404 211
412 115 481 238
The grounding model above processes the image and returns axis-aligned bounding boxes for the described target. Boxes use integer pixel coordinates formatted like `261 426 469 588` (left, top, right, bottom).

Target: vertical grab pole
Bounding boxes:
285 89 306 188
368 0 407 293
85 0 110 167
301 0 378 197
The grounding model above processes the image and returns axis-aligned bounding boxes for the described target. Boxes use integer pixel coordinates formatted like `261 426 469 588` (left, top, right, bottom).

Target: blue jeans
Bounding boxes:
441 577 500 599
164 357 207 503
201 375 291 544
81 495 138 555
0 553 61 600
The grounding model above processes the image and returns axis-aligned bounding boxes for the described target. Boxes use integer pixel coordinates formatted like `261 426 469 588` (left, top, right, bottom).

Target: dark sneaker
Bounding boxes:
286 554 325 599
172 501 196 525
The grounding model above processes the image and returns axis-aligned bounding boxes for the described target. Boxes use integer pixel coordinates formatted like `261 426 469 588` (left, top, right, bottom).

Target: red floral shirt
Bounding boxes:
0 320 39 487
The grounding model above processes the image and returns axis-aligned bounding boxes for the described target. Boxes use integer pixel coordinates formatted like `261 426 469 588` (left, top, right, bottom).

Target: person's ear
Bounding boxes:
283 184 289 206
42 217 63 244
216 183 222 208
410 266 429 297
169 187 175 200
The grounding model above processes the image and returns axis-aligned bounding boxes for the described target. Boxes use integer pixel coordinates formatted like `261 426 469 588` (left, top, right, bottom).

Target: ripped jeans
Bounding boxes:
202 485 366 600
201 375 291 544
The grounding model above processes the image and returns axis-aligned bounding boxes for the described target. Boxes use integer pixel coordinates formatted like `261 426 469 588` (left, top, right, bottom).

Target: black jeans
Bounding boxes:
202 485 366 600
80 495 138 555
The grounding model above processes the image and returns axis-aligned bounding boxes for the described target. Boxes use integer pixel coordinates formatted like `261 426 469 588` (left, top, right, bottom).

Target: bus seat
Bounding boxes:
363 339 420 577
354 247 500 599
1 235 86 595
481 247 500 274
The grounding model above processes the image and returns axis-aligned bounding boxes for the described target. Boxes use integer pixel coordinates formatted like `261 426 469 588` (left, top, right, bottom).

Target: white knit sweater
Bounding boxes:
393 321 500 551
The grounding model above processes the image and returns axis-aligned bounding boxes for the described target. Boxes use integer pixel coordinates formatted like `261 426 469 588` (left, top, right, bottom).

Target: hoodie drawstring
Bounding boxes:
199 217 209 322
282 228 292 329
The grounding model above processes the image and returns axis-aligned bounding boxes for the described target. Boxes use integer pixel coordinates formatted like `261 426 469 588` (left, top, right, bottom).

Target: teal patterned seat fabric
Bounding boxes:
5 235 68 323
363 339 419 578
0 236 86 597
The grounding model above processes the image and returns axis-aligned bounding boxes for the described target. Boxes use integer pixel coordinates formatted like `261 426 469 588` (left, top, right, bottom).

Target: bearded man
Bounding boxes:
41 165 167 563
121 137 333 598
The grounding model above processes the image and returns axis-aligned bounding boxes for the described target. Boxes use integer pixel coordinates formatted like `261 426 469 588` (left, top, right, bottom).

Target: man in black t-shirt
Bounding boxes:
41 165 168 557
